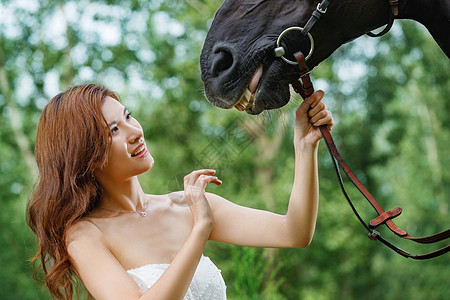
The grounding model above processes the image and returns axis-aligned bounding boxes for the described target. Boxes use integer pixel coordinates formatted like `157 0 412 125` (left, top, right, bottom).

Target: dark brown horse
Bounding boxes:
200 0 450 114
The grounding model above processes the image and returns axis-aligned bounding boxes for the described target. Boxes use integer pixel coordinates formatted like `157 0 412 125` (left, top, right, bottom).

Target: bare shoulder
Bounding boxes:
66 218 103 247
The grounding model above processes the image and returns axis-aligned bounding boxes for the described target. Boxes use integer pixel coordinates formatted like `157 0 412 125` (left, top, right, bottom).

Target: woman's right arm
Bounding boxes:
68 170 220 300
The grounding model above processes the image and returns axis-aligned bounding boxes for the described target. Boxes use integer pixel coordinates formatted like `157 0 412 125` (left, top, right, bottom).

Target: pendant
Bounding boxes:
138 211 147 217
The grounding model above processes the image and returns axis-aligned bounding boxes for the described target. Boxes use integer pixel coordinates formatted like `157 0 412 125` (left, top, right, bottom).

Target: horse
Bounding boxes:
199 0 450 259
200 0 450 115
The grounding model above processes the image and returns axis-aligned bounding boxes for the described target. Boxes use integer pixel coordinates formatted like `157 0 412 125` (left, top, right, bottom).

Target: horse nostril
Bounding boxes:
211 49 234 77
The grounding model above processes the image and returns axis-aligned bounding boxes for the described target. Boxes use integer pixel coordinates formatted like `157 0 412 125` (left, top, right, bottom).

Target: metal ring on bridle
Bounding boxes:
275 27 314 65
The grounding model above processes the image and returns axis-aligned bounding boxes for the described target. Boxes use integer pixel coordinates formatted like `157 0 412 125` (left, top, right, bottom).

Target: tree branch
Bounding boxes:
0 62 38 181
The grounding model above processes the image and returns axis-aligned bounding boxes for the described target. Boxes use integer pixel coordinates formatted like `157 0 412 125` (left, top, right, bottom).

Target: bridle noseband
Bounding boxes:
275 0 450 260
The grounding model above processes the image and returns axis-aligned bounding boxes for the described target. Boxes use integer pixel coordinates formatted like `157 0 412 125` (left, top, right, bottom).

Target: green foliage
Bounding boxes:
0 0 448 299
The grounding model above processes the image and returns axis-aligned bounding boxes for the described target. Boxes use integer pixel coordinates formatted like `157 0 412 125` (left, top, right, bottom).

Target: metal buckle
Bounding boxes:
317 2 328 14
368 230 379 241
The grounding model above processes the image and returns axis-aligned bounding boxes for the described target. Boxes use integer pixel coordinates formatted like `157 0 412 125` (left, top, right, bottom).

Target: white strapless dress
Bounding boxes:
127 255 227 299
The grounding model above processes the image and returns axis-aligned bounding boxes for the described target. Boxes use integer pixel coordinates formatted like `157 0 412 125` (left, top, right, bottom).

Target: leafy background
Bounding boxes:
0 0 448 299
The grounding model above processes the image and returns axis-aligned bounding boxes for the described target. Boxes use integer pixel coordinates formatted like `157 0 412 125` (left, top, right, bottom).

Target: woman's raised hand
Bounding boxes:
184 169 222 234
294 90 334 146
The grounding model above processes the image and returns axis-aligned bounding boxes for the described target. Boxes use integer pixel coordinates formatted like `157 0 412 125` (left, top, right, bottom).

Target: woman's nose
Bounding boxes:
129 135 143 144
125 123 143 144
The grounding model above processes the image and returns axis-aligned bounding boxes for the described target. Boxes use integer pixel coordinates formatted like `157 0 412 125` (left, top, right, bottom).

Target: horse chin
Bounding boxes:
244 64 294 114
247 86 291 115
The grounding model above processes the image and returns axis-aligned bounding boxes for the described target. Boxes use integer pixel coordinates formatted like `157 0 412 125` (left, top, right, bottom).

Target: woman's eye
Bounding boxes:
126 112 132 120
111 126 119 135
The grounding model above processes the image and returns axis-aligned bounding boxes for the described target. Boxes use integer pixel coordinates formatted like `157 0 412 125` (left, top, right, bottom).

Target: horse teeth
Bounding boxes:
235 88 254 111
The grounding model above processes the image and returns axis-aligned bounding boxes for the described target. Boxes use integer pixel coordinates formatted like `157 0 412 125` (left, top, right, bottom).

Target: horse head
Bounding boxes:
200 0 450 114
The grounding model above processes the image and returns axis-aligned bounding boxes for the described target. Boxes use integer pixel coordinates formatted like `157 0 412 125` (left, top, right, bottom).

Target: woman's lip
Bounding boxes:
131 143 147 157
132 143 145 156
133 147 149 158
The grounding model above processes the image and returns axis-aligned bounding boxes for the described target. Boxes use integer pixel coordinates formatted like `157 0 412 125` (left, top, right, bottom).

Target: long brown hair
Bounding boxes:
27 84 118 299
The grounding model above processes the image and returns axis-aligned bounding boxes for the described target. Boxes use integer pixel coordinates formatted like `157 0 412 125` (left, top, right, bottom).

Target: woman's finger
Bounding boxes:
195 174 222 188
184 173 222 200
308 102 326 118
313 111 334 128
309 109 328 124
184 169 216 186
297 90 324 114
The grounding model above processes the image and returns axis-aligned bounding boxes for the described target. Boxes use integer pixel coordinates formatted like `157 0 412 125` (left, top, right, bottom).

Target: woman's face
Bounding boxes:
95 96 154 183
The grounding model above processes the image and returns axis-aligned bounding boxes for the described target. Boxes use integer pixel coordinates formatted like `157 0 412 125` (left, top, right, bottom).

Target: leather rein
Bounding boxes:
275 0 450 259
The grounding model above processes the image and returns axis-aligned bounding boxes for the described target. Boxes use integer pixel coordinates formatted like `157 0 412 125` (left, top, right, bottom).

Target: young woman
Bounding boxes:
27 83 333 299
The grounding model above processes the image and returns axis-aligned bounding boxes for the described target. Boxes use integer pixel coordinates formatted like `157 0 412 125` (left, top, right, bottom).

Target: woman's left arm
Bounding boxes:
208 90 333 248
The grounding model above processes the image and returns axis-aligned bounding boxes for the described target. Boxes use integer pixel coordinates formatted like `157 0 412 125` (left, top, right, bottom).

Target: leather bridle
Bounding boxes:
367 0 399 37
274 0 399 64
275 0 450 259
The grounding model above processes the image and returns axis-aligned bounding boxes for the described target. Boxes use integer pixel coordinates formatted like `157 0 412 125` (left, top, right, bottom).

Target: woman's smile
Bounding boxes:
131 143 149 158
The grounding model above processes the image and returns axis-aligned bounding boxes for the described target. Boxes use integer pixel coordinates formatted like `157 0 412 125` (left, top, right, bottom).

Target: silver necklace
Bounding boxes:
98 201 149 217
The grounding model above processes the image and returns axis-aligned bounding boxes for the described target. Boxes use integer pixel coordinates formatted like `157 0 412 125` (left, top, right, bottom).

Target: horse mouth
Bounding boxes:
235 88 255 111
234 66 263 112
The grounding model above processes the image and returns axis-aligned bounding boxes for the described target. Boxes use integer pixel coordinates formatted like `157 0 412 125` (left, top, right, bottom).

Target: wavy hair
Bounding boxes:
27 84 119 299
